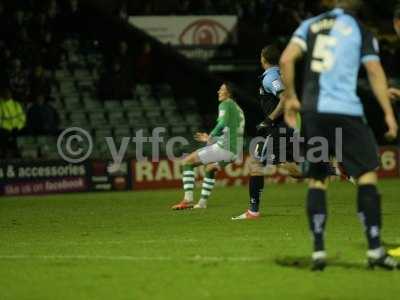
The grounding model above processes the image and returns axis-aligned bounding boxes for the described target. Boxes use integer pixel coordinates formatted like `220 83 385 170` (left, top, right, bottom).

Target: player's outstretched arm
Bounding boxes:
364 60 398 140
194 132 209 143
280 42 303 128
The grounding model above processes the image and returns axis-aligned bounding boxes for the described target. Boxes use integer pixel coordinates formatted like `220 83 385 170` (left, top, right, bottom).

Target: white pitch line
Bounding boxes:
0 255 268 262
9 239 199 246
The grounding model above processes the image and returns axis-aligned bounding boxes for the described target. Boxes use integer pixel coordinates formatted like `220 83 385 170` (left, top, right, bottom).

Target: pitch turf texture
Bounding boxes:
1 180 400 300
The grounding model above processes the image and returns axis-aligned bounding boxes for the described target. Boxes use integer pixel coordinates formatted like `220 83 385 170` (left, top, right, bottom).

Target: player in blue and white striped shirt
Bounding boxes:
280 0 398 270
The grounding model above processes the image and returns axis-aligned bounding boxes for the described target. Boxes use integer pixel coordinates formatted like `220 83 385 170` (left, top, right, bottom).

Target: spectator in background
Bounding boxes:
30 12 50 42
118 2 129 21
30 65 51 101
143 2 154 15
11 10 28 32
13 28 40 65
116 41 134 76
179 0 191 14
98 61 134 100
63 0 82 35
0 44 13 85
9 59 30 103
39 31 62 70
27 94 59 135
135 42 155 83
46 0 59 27
0 88 26 158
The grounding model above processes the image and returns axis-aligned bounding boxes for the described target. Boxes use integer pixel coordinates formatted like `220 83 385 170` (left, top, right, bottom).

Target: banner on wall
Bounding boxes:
129 15 237 60
377 146 400 178
0 147 398 196
0 161 88 196
0 160 132 196
88 160 132 192
131 147 400 190
131 156 302 191
129 15 237 46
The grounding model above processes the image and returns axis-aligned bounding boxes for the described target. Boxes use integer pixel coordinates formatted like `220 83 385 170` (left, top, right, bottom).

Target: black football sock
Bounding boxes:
307 189 327 253
249 176 264 213
357 184 382 250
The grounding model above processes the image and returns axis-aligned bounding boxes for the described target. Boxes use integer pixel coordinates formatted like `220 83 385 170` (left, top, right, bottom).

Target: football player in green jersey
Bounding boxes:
172 83 245 210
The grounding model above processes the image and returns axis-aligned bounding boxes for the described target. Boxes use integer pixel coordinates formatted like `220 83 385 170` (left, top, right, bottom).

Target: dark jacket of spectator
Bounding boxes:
27 95 59 135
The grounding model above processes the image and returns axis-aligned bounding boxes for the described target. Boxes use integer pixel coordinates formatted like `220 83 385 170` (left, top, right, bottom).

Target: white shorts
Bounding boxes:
197 143 236 166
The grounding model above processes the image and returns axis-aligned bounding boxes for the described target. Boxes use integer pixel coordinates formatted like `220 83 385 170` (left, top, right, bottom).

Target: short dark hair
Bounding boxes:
336 0 362 10
261 45 281 66
222 82 237 99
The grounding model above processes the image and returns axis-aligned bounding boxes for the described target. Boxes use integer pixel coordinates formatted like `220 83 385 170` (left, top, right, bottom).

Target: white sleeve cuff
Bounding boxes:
291 36 307 51
361 54 380 63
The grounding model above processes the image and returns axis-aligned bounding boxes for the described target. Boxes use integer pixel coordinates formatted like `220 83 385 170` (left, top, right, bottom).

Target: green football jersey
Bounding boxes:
209 98 245 155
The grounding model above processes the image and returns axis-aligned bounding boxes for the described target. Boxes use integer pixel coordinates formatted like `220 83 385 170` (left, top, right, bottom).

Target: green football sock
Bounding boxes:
200 170 216 202
182 165 195 202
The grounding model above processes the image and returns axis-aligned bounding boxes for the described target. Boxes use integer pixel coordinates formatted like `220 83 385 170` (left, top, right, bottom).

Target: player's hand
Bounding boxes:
388 88 400 101
384 113 398 141
194 132 209 143
284 96 301 128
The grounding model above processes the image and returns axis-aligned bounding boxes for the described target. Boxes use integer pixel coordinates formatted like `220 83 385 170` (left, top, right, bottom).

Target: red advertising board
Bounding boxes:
131 148 400 190
131 156 301 190
377 146 400 178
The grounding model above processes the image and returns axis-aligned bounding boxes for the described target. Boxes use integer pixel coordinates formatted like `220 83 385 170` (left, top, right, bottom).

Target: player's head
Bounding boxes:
335 0 362 11
218 82 235 102
260 45 280 70
394 8 400 37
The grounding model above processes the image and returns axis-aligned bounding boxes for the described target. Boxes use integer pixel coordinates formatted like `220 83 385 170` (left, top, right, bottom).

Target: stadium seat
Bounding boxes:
171 125 187 135
135 84 152 97
74 69 92 79
69 112 87 122
82 97 102 111
36 136 57 146
109 111 126 125
126 110 144 119
63 95 81 104
17 136 37 148
122 99 141 109
88 112 107 126
154 84 173 97
160 97 176 108
104 101 122 111
128 116 148 127
21 148 39 159
38 137 58 159
95 128 113 141
145 110 162 118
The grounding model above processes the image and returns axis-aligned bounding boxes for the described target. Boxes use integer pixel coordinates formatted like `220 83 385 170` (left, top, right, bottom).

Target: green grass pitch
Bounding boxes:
0 179 399 300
